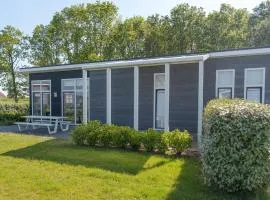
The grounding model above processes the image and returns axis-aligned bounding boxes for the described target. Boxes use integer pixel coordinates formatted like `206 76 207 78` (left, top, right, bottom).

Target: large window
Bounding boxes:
31 80 51 116
154 73 165 129
244 68 265 103
216 69 235 99
61 78 89 124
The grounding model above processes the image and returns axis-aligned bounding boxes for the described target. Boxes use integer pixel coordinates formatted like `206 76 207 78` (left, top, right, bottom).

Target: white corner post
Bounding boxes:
134 66 139 130
198 61 204 148
164 63 170 131
106 68 112 124
82 69 88 123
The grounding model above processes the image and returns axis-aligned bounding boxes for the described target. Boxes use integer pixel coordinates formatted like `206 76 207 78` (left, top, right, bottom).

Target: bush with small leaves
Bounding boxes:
141 129 160 152
169 129 192 155
202 99 270 192
129 130 142 151
85 120 103 146
71 124 88 145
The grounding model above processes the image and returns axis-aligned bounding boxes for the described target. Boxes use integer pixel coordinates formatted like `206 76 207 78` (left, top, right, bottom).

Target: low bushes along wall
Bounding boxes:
72 120 192 155
0 100 29 125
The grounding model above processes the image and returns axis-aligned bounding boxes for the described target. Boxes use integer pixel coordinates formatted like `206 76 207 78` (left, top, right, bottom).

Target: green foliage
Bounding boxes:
157 132 170 154
202 99 270 192
129 130 142 151
111 126 133 148
71 124 88 145
0 99 29 124
0 26 29 101
71 121 192 155
85 120 102 146
169 129 192 154
141 129 161 152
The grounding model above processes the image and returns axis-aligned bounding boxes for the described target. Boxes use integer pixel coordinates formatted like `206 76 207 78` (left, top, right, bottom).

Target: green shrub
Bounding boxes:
129 130 142 151
157 132 170 154
111 126 133 148
141 129 161 152
0 99 29 124
85 120 102 146
71 124 88 145
98 124 114 147
202 99 270 192
169 129 192 154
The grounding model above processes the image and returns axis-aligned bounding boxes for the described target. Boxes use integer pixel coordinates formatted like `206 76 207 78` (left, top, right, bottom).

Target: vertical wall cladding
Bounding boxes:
29 70 82 116
170 63 199 135
89 70 106 123
139 65 164 130
111 68 134 126
204 55 270 106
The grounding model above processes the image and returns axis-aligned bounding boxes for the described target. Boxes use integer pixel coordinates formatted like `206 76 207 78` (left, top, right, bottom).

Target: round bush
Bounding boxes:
85 120 102 146
169 129 192 154
141 129 161 152
202 99 270 192
71 124 88 145
129 130 142 151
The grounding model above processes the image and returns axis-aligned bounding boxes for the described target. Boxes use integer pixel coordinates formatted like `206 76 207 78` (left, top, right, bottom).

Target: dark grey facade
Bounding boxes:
111 68 134 127
27 49 270 138
89 70 106 123
204 54 270 105
170 63 198 135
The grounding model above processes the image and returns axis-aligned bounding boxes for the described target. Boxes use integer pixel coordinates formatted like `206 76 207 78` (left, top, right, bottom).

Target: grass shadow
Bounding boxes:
2 139 151 175
166 157 270 200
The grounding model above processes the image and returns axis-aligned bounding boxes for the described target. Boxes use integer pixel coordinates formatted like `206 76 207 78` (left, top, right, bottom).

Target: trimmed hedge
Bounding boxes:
72 120 192 155
202 99 270 192
0 100 29 124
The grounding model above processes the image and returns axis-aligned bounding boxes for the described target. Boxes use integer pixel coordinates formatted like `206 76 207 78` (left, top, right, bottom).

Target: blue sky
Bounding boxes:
0 0 263 35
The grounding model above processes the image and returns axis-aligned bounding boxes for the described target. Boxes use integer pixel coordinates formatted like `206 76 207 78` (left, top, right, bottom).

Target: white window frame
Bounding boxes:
215 69 235 98
153 73 165 130
31 80 51 116
244 68 265 103
61 78 90 125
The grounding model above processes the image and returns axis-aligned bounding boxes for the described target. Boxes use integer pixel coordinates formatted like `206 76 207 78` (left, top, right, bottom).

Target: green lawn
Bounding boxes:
0 133 269 200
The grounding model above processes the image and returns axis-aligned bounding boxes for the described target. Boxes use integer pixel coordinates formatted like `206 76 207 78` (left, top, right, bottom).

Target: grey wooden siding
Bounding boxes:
139 65 164 130
204 55 270 106
111 68 134 126
89 70 106 123
170 63 198 136
29 70 83 116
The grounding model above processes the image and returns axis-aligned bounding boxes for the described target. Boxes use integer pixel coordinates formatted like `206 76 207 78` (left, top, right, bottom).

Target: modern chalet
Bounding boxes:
20 47 270 145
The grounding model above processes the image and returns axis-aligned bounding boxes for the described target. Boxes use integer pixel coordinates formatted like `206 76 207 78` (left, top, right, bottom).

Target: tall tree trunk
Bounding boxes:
9 57 18 103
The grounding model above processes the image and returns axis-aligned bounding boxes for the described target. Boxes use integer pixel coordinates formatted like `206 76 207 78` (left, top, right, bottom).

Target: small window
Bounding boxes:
245 68 265 103
216 70 235 99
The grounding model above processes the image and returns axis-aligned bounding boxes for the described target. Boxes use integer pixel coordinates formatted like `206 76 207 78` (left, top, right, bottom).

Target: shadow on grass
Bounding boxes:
1 139 151 175
166 158 270 200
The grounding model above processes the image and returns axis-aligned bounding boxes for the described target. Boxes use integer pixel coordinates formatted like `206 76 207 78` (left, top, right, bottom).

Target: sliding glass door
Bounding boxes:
31 80 51 116
62 79 88 124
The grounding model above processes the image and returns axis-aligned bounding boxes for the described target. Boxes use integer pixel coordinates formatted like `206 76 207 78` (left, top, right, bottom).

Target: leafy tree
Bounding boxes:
205 4 249 51
169 3 206 54
30 24 62 66
30 1 117 65
0 26 29 102
108 16 145 59
144 14 171 57
249 1 270 47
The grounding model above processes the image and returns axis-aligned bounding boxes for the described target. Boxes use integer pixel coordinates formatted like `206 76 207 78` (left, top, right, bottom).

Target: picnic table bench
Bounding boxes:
14 116 71 134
